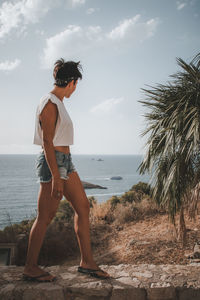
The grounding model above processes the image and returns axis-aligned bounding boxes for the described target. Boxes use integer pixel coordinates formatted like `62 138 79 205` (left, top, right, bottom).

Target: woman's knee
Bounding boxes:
37 211 56 226
34 215 48 227
47 210 57 224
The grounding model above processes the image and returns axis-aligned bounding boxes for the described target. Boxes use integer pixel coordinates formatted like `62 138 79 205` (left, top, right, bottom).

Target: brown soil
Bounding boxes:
63 212 200 267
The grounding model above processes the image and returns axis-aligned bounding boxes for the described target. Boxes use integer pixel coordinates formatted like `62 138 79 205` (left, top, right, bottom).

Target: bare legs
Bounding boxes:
23 180 61 280
74 212 97 267
63 172 110 278
24 171 109 279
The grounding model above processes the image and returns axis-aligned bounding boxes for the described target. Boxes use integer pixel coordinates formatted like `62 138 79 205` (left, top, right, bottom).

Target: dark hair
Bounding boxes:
53 58 82 87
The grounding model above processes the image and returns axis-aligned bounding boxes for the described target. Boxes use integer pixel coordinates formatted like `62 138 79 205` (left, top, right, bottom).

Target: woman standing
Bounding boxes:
23 59 110 282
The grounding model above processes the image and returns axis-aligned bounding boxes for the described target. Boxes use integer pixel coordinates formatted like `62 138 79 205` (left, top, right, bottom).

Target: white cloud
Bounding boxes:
0 1 22 39
42 25 102 68
176 1 187 10
41 15 159 68
108 15 140 40
107 15 159 42
21 0 58 23
66 0 86 8
86 7 96 14
0 59 21 71
89 97 124 114
0 0 59 39
71 0 85 6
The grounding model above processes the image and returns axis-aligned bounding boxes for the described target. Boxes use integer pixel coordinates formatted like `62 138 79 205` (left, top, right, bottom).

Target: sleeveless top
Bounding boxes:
33 92 74 146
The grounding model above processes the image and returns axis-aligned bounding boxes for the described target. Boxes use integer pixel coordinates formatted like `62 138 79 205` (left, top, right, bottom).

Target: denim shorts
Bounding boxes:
35 150 76 183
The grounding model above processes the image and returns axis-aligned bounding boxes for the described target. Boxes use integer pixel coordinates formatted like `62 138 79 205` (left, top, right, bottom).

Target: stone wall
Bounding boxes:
1 263 200 300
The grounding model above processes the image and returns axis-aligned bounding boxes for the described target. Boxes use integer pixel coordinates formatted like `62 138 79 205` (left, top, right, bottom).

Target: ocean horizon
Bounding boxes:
0 154 150 230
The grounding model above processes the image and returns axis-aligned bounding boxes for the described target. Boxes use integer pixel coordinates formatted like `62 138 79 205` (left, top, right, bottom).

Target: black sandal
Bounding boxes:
77 266 111 279
22 271 57 282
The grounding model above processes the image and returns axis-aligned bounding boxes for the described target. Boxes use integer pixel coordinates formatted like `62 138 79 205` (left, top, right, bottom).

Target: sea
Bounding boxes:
0 154 150 230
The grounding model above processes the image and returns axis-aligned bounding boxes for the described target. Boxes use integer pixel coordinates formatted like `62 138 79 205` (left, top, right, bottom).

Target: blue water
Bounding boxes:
0 154 150 229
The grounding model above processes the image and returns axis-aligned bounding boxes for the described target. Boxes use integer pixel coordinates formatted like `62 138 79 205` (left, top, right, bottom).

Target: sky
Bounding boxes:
0 0 199 155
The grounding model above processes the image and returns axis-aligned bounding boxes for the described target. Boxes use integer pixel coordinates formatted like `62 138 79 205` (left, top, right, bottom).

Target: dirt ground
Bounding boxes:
63 211 200 267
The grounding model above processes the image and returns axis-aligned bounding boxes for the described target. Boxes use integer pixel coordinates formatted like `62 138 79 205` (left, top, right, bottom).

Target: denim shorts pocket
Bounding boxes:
35 152 42 167
36 153 52 182
56 152 65 167
35 153 52 180
35 154 44 176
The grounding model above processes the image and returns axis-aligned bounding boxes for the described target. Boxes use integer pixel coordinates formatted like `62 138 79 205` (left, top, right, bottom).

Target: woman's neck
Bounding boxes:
50 87 65 101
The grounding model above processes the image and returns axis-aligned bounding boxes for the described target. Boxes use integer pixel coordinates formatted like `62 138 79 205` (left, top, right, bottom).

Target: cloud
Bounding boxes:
65 0 86 9
0 1 22 39
86 7 98 15
21 0 58 23
0 59 21 71
71 0 85 6
176 1 187 10
41 15 159 68
42 25 102 68
0 0 59 40
89 97 124 115
107 14 159 42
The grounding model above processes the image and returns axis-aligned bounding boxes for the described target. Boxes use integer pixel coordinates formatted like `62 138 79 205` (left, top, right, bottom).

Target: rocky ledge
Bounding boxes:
1 263 200 300
81 181 107 189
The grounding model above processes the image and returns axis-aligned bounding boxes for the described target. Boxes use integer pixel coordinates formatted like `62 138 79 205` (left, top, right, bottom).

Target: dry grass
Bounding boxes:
89 195 165 226
90 200 112 223
2 188 194 266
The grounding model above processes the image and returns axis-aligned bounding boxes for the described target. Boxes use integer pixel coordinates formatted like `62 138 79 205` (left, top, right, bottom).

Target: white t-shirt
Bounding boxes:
33 92 74 146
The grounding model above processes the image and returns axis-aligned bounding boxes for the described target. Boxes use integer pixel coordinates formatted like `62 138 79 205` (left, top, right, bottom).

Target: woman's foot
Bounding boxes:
80 258 103 269
23 265 56 282
79 260 110 278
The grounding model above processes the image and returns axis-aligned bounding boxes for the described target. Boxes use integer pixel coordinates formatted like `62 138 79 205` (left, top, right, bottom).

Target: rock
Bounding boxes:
115 225 123 231
0 284 15 299
110 176 123 180
147 286 176 300
115 276 141 287
23 285 65 300
67 281 112 297
193 242 200 258
176 287 200 300
127 239 137 246
131 270 153 279
1 264 200 299
111 287 146 300
81 181 107 189
60 272 77 280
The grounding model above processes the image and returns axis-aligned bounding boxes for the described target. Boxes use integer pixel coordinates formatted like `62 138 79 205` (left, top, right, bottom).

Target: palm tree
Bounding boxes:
137 53 200 245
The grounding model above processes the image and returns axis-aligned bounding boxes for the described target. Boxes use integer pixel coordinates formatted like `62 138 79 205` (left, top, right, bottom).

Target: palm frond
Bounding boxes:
137 52 200 220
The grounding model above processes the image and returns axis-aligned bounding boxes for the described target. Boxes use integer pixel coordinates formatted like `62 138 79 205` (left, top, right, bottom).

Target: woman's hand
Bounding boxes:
52 177 63 200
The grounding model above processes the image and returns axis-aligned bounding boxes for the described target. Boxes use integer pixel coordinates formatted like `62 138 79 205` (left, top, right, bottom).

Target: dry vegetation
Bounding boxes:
1 182 200 266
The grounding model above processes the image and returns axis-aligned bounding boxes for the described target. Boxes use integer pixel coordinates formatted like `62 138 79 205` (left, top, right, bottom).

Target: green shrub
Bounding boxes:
130 181 151 195
107 195 121 209
120 190 142 204
54 199 74 223
112 202 140 225
88 196 97 208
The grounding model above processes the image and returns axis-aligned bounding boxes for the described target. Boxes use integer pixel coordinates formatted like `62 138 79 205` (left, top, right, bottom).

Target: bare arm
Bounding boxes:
39 100 63 199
